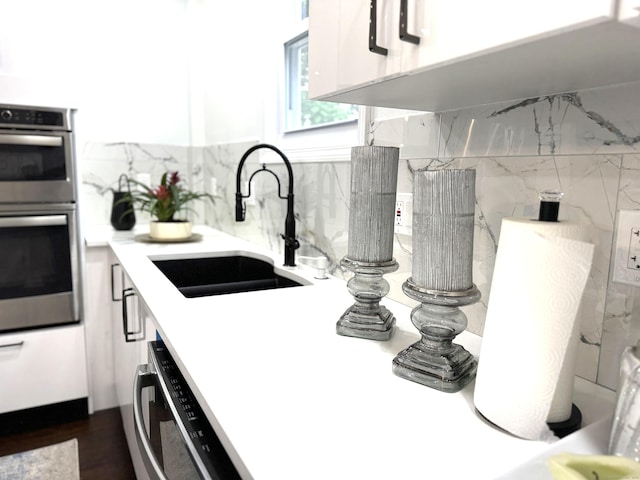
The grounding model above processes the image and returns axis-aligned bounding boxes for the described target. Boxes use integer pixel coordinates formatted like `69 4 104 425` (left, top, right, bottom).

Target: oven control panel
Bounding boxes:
0 105 68 130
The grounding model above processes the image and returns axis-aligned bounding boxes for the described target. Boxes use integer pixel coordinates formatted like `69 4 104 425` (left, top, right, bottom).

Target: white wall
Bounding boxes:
196 0 295 145
0 0 305 146
0 0 192 145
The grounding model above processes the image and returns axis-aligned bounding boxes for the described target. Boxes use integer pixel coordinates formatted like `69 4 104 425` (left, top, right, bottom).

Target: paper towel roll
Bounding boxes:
473 217 594 441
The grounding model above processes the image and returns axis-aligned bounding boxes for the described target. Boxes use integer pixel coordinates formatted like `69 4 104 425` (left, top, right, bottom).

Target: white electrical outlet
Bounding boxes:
210 177 218 197
613 210 640 287
394 193 413 235
395 201 404 225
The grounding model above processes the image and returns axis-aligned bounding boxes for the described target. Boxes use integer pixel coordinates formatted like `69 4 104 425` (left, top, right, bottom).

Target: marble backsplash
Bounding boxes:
79 141 204 226
80 80 640 391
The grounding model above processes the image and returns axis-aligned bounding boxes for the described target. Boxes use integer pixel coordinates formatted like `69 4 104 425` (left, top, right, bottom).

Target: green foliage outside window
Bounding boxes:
291 36 358 129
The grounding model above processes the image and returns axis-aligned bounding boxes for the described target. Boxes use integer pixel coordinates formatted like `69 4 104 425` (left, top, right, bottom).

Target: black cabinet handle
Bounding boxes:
369 0 388 56
122 287 144 343
111 263 124 301
399 0 420 44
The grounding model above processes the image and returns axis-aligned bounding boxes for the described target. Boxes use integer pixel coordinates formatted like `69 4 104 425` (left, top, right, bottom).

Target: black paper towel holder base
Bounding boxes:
475 404 582 439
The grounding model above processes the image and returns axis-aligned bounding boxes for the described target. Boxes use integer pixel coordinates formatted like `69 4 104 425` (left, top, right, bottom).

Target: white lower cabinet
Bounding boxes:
0 323 88 414
83 245 119 412
111 258 155 480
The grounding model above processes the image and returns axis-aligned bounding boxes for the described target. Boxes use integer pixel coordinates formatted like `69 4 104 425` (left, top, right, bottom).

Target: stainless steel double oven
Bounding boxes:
0 104 81 333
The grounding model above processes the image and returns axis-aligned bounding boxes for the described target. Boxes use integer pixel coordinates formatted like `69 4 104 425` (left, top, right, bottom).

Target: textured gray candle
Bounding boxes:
347 146 399 263
413 169 475 291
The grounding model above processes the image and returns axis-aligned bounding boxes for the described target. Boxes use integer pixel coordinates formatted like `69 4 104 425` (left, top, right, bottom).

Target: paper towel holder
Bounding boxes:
548 404 582 438
538 190 563 222
476 404 582 439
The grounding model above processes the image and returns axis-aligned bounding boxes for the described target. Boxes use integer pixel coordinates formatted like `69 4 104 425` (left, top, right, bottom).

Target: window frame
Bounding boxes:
268 1 366 164
283 32 307 132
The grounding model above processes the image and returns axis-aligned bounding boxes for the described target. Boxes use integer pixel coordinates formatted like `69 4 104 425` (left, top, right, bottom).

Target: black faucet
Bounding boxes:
235 143 300 266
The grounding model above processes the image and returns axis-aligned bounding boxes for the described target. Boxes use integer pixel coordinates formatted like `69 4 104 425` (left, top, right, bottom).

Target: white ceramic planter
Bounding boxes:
149 221 192 240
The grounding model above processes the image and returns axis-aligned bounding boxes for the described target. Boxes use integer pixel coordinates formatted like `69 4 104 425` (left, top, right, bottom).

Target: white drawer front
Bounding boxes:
0 324 88 414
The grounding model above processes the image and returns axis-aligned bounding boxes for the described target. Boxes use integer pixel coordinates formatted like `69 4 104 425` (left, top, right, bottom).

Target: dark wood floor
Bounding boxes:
0 407 136 479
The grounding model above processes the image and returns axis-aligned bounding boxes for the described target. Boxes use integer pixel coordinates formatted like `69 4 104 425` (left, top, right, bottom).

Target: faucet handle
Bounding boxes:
297 255 329 280
280 234 300 250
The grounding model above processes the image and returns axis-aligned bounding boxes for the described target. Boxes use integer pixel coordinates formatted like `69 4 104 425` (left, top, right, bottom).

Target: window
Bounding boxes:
283 2 358 133
273 0 363 163
284 33 358 131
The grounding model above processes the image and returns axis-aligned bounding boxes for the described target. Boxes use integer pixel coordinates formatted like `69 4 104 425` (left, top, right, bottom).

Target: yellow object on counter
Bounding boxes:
548 452 640 479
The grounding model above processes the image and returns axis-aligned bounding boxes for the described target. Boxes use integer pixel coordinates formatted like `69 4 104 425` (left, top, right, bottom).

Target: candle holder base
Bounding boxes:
393 279 481 393
337 304 395 341
337 257 398 341
392 341 477 393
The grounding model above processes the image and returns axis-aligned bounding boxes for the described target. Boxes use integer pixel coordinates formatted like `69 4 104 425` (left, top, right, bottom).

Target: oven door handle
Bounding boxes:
133 364 169 480
0 215 67 228
0 134 63 147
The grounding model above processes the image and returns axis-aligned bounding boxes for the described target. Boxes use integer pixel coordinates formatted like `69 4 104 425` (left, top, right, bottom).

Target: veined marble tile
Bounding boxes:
369 112 440 162
203 141 351 279
203 141 258 237
394 155 620 382
79 142 192 226
435 81 640 158
599 154 640 389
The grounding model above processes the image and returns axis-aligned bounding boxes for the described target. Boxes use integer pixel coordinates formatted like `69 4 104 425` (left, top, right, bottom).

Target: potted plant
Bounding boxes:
121 171 213 240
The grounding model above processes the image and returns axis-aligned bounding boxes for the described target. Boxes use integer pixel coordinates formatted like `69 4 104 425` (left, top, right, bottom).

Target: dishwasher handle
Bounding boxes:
133 364 169 480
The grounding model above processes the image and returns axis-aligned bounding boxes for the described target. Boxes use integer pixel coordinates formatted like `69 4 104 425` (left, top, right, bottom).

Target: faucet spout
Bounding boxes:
235 143 300 266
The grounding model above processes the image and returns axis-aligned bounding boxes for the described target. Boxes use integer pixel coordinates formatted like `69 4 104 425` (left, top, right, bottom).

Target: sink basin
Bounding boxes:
152 254 305 298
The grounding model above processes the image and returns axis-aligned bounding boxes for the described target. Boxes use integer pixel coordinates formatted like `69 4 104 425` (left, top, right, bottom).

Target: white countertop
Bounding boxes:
91 225 617 479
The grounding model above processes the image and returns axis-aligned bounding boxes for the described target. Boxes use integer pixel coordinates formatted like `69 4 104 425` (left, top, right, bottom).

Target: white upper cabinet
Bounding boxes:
317 0 405 92
309 0 640 111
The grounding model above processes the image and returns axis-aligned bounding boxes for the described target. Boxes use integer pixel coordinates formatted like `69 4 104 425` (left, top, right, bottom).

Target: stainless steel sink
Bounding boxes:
152 255 305 298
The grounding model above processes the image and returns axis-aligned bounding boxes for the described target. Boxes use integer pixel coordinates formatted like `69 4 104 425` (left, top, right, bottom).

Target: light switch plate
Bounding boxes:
612 209 640 287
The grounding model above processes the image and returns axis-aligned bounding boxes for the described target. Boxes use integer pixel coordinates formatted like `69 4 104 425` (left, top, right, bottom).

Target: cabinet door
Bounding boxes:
310 0 404 98
309 0 620 108
84 246 119 412
112 263 137 413
110 258 154 480
405 0 616 74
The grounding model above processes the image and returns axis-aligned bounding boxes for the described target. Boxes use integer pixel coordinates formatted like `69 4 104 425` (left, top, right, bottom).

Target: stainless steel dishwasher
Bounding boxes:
133 340 241 480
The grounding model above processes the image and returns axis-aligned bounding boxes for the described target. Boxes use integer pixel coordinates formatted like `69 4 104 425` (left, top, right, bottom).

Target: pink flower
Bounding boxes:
154 185 170 201
125 170 211 223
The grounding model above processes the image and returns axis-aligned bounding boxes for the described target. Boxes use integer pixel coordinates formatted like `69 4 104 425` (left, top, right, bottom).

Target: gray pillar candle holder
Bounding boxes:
392 169 480 392
337 146 399 341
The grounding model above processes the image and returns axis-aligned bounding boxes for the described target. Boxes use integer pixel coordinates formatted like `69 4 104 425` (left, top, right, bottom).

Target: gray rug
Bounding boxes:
0 438 79 480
